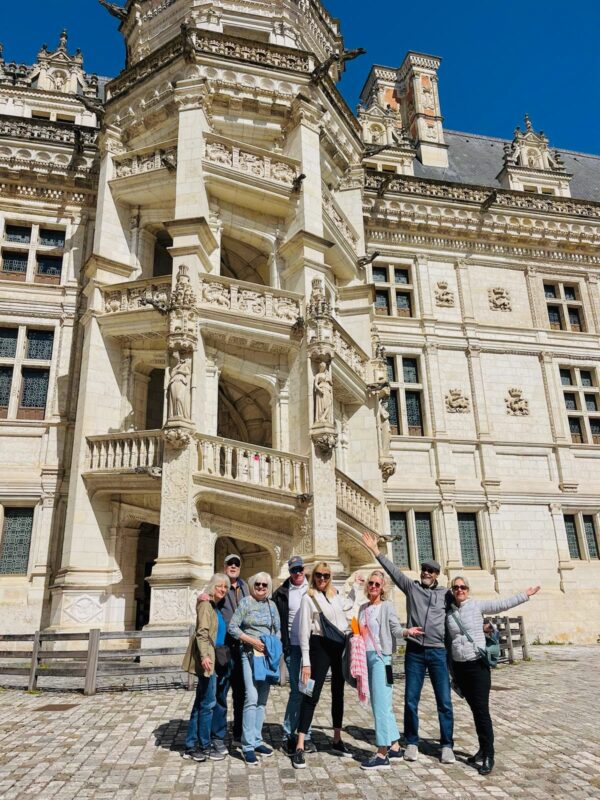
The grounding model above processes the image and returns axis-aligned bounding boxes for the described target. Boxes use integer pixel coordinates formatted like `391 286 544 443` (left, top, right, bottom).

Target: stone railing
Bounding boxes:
100 276 172 315
335 469 380 532
198 274 302 324
322 186 359 252
113 146 177 178
196 434 310 495
0 114 98 147
203 134 299 188
332 320 367 381
86 431 164 471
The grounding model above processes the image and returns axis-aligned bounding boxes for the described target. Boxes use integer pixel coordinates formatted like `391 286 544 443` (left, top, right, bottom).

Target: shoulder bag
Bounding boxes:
311 594 347 647
450 610 499 669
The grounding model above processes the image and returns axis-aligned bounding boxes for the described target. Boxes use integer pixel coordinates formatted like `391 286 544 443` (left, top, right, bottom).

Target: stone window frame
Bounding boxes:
543 280 586 333
558 364 600 445
385 352 427 437
0 503 37 577
0 324 56 421
388 508 437 572
0 218 66 286
562 511 600 562
371 260 417 319
455 508 496 571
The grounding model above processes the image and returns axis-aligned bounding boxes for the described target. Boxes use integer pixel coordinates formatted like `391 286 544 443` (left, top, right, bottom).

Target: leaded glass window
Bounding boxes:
561 366 600 444
39 229 65 248
560 368 572 386
585 394 598 412
568 417 583 443
403 358 419 384
394 268 409 284
375 290 390 315
20 368 49 409
5 225 31 244
563 514 581 559
0 367 13 407
372 267 387 283
388 390 399 435
583 515 599 559
0 508 34 575
386 357 396 383
564 393 577 411
544 284 557 299
547 305 562 329
415 512 434 564
2 252 27 273
458 512 481 568
591 419 600 444
0 328 18 358
26 330 54 361
390 511 410 569
545 281 585 332
396 292 412 316
36 256 62 276
405 391 423 436
580 371 593 387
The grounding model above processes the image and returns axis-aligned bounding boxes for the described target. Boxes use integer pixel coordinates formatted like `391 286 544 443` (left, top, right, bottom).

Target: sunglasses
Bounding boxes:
368 581 382 588
226 560 241 568
452 585 468 591
421 567 437 574
290 566 304 574
254 582 268 589
314 572 331 580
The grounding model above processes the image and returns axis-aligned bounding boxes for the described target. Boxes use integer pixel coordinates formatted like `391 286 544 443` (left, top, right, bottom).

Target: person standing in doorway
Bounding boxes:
272 556 316 755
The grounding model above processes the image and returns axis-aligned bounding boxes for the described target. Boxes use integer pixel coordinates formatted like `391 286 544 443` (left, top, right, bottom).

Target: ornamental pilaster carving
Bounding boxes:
306 277 334 362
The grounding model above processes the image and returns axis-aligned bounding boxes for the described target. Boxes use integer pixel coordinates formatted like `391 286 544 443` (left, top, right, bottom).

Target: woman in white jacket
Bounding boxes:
291 562 350 769
447 576 540 775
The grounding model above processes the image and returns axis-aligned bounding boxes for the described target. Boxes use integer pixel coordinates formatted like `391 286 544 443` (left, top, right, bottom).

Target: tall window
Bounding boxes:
458 512 482 568
544 282 585 332
389 510 435 570
0 326 54 420
390 511 410 568
559 366 600 444
0 508 34 575
563 512 600 561
1 221 65 284
385 355 425 437
372 264 415 318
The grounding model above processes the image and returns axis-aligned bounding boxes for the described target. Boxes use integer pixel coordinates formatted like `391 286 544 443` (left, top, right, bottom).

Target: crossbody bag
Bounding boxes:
311 594 347 647
450 610 499 669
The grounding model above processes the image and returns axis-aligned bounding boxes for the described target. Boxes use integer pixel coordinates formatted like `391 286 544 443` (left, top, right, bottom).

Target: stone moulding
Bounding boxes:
0 114 98 147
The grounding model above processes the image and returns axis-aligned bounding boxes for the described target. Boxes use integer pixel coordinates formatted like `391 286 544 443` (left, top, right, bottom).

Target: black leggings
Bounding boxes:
297 635 345 734
452 658 494 756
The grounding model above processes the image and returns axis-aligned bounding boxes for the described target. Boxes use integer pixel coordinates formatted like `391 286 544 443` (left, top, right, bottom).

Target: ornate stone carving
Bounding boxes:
378 398 392 455
307 277 331 319
273 296 298 322
314 362 333 424
488 287 512 311
63 594 103 624
205 141 233 167
203 135 298 186
445 389 471 413
238 290 265 315
322 187 359 252
203 281 231 307
167 351 191 420
505 387 530 416
379 458 396 482
162 425 193 450
114 146 178 178
434 281 455 307
311 428 338 455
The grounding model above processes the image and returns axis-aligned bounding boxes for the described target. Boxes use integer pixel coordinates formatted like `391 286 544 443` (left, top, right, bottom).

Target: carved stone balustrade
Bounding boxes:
113 145 178 178
203 133 299 188
100 276 172 315
335 469 380 533
0 114 98 147
86 430 164 472
198 274 302 325
196 434 310 496
322 186 359 254
332 320 368 382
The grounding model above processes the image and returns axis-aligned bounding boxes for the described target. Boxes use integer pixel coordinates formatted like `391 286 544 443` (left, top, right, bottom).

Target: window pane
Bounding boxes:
5 225 31 244
403 357 419 384
568 417 583 443
560 368 572 386
375 290 390 315
563 286 577 301
396 292 412 317
579 370 593 387
2 252 28 273
0 508 34 575
547 306 562 329
20 368 49 409
36 256 62 276
394 268 409 285
386 357 396 383
415 512 434 564
563 514 581 560
568 307 582 332
372 267 387 283
388 390 399 435
0 366 13 409
0 327 18 358
458 512 481 568
26 330 54 360
583 515 599 559
405 390 424 436
390 511 410 569
585 394 598 412
590 419 600 445
544 284 557 299
564 393 578 411
39 229 65 248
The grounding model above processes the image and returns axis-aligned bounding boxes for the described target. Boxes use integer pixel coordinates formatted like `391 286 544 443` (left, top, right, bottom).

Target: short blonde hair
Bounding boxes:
451 575 471 590
206 573 231 598
249 571 272 598
366 569 390 601
308 562 335 599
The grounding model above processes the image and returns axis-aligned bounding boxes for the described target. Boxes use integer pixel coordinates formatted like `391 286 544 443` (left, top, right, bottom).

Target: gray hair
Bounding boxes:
249 571 272 598
451 575 470 589
206 572 231 598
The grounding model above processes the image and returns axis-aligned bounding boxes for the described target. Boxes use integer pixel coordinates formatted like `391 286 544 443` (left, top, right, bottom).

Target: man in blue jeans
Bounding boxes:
363 532 454 763
272 555 316 755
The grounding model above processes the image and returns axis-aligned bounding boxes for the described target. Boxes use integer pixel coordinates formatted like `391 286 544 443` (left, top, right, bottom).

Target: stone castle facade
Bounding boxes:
0 1 599 642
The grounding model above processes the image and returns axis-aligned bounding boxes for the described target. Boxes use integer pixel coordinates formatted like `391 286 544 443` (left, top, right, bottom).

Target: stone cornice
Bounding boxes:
0 114 99 148
0 179 96 206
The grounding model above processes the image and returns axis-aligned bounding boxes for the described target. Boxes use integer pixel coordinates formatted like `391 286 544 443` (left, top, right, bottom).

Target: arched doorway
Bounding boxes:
214 536 274 581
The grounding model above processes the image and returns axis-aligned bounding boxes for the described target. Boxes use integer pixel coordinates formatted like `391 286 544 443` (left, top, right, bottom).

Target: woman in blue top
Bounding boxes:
228 571 280 765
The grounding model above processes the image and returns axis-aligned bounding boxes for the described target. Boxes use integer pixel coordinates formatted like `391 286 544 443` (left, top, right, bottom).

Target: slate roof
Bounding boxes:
413 130 600 203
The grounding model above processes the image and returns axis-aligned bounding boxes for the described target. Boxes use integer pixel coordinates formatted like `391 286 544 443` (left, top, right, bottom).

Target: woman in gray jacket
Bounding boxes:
447 576 540 775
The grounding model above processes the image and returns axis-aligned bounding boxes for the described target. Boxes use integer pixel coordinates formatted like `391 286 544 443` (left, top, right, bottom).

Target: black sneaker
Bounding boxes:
361 754 391 771
331 739 353 758
255 744 274 757
242 749 259 766
304 739 317 754
211 739 228 756
182 748 206 762
204 745 227 761
291 749 306 770
285 735 298 755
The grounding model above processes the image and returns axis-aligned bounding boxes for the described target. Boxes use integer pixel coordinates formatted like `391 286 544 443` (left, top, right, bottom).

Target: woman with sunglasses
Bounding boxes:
292 563 351 769
357 569 423 770
228 572 280 765
447 576 540 775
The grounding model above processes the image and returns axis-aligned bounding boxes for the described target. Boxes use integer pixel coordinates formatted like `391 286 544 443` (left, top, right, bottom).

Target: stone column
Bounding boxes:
486 500 510 592
439 500 462 573
455 258 475 323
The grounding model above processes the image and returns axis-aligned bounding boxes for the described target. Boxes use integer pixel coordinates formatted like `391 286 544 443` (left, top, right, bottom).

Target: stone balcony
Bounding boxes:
336 468 381 535
83 430 164 492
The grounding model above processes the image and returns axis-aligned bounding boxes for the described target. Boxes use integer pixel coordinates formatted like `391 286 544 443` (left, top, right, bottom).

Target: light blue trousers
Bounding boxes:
366 651 400 747
241 651 270 752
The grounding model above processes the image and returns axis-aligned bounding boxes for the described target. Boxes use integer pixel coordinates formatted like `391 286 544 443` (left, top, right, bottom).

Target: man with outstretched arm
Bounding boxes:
362 531 455 764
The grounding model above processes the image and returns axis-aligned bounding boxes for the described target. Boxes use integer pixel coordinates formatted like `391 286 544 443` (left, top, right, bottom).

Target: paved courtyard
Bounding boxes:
0 645 599 800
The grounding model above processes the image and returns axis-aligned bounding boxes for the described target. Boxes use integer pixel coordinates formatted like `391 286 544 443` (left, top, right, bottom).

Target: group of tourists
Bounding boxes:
182 536 539 775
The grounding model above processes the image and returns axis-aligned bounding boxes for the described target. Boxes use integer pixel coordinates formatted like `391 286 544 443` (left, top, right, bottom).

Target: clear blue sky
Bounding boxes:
2 0 599 154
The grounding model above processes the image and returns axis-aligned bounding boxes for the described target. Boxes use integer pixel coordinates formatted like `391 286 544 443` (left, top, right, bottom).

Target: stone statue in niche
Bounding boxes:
435 281 455 307
314 362 333 424
445 388 470 413
167 351 191 419
488 286 512 311
378 398 391 454
505 387 529 416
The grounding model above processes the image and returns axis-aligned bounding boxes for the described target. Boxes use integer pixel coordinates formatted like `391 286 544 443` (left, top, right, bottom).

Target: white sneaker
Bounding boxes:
404 744 418 761
441 746 456 764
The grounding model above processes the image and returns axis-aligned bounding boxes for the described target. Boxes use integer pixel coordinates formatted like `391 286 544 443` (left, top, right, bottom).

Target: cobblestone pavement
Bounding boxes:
0 646 599 800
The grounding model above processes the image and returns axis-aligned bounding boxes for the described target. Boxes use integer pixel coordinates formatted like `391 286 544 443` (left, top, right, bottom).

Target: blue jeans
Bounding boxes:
366 651 400 747
404 642 454 747
241 651 271 753
214 640 244 741
185 672 217 750
210 667 229 744
283 645 311 740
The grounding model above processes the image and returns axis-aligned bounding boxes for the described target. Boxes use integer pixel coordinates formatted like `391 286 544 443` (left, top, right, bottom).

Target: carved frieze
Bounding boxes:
203 135 298 187
113 146 177 178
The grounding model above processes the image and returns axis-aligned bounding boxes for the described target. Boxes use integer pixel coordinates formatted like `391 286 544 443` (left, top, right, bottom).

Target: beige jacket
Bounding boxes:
182 600 218 677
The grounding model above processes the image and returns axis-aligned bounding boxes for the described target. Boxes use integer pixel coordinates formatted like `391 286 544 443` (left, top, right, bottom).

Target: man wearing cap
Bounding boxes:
272 556 316 755
362 532 454 764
